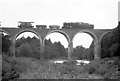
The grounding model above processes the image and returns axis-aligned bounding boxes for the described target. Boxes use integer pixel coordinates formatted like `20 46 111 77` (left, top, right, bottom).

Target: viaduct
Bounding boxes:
0 22 112 60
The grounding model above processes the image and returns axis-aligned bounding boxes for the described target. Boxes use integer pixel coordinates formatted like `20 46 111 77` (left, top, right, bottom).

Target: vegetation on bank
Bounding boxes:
1 55 120 79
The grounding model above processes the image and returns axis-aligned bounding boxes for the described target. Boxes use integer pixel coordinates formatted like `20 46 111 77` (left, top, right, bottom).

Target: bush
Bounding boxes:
84 59 119 79
59 60 83 78
2 57 19 79
2 56 28 80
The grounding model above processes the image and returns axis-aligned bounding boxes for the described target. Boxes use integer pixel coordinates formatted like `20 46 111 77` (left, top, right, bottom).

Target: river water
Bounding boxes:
50 59 90 65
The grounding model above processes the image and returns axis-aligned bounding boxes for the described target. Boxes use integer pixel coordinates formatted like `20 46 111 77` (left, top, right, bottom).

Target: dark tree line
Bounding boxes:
101 22 120 58
15 36 40 59
15 36 94 60
72 41 94 60
15 36 68 59
44 39 68 59
1 34 12 55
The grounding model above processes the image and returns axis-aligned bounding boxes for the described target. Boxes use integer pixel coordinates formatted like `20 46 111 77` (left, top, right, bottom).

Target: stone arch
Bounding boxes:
72 30 98 43
13 29 42 45
13 29 42 57
43 30 71 47
99 31 111 43
72 30 99 60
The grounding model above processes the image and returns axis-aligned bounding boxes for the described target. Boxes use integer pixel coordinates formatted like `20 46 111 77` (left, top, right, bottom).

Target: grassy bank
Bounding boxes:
2 56 120 79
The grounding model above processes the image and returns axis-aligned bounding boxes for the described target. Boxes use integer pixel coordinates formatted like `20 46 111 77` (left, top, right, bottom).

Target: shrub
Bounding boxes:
59 60 82 77
2 57 28 79
2 57 19 79
84 59 119 79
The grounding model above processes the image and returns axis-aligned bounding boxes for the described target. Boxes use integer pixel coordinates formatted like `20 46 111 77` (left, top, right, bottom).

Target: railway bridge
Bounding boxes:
0 23 112 60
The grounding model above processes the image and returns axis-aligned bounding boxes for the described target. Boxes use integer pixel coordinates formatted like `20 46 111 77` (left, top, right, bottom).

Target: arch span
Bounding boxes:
12 29 42 57
72 30 98 43
43 30 70 47
99 31 111 43
72 30 99 59
13 29 42 45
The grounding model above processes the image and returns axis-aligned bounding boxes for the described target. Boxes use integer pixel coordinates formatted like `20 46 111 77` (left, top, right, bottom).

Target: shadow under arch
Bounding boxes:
43 30 70 47
13 29 42 56
99 31 112 43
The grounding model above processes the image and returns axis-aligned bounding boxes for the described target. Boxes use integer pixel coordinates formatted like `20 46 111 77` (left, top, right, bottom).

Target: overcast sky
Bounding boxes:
0 0 119 29
0 0 120 48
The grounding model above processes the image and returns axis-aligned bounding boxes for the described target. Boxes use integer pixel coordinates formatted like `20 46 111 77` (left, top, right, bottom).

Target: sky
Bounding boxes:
0 0 120 48
0 0 119 28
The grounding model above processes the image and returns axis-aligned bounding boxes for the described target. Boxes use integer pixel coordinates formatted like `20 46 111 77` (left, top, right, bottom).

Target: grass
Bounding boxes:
2 55 120 79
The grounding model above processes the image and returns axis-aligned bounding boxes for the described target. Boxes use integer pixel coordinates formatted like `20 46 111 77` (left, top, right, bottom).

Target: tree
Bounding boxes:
101 22 120 58
44 45 59 59
29 37 40 59
72 45 86 59
15 36 26 48
44 39 60 59
16 36 41 59
54 41 67 58
16 42 33 57
44 39 52 46
44 39 68 59
2 34 12 54
72 40 94 60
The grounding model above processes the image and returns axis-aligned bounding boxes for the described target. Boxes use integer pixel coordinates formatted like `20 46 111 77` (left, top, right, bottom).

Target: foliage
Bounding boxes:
101 22 120 58
2 56 27 80
44 39 67 59
2 54 120 79
29 38 41 59
16 42 33 58
72 45 86 59
100 22 120 78
2 34 12 54
16 36 41 59
84 59 119 79
72 41 94 60
15 37 68 60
